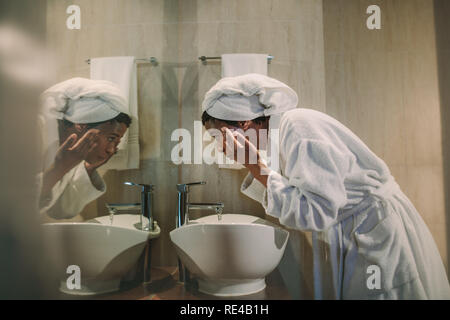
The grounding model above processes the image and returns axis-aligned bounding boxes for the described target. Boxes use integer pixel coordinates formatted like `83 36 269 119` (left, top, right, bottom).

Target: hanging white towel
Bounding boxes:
90 56 140 170
218 54 269 169
221 53 268 77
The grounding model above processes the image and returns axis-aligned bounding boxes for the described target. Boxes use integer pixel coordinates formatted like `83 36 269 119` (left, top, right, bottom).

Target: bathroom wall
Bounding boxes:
322 0 448 273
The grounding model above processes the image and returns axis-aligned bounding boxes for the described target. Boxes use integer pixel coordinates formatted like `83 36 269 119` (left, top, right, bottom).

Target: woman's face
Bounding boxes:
204 118 267 150
204 118 237 133
83 121 127 166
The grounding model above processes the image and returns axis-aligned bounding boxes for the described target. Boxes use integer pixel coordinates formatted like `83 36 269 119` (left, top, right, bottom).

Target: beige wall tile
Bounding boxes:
404 165 447 270
323 0 448 273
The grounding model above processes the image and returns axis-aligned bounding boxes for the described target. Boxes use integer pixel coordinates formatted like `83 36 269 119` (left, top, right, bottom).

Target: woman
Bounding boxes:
201 73 450 299
38 77 131 219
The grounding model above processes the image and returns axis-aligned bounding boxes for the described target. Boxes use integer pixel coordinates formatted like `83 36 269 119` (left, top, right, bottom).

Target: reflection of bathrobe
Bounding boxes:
242 108 450 299
36 118 106 219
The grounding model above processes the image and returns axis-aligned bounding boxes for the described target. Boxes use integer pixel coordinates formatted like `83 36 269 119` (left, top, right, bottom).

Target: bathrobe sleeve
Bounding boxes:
39 162 106 219
265 135 350 231
242 127 352 232
241 172 267 205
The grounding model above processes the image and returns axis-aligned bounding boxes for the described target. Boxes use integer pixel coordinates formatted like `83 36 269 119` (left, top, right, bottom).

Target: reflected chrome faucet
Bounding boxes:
106 182 155 231
175 181 224 284
105 181 155 284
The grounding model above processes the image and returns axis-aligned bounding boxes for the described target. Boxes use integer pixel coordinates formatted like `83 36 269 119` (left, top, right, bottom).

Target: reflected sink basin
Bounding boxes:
42 214 160 296
170 214 289 297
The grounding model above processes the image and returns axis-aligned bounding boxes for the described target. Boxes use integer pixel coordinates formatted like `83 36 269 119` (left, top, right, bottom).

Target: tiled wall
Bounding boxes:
322 0 448 274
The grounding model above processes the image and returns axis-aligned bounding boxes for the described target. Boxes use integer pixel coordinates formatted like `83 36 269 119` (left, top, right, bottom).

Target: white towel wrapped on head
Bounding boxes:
202 73 298 121
202 74 297 171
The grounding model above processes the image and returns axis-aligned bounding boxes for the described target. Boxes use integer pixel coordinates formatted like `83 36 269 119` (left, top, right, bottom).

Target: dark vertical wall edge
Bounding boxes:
433 0 450 277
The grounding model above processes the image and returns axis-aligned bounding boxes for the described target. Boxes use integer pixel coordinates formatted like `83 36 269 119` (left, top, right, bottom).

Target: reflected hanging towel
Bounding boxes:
90 56 140 170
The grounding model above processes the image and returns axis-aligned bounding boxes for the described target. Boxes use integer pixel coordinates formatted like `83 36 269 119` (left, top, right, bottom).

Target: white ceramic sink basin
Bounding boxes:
170 214 289 297
42 214 160 295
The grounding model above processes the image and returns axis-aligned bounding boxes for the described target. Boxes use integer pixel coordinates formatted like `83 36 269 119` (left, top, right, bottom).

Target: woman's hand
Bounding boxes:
84 146 118 176
53 129 99 175
40 129 99 201
220 127 270 187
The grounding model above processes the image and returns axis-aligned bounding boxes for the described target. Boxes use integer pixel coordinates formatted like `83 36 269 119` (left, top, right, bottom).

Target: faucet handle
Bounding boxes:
124 181 155 192
176 181 206 193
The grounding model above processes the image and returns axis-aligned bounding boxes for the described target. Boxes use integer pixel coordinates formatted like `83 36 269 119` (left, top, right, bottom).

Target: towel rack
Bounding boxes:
85 57 158 66
198 55 274 65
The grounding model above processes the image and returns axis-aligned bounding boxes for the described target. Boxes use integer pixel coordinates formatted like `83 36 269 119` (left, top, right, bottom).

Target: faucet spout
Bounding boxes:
187 202 224 210
188 202 224 221
106 203 141 213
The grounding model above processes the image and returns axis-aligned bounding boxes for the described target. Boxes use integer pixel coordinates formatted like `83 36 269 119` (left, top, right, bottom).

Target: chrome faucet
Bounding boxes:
175 181 224 283
105 181 155 284
176 181 224 227
106 182 155 231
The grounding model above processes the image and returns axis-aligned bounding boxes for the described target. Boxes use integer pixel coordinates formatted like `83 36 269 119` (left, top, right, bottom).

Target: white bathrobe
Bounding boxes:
241 108 450 299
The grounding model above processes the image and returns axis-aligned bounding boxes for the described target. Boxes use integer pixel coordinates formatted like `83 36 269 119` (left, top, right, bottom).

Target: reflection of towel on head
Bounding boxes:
202 73 298 121
41 77 129 122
